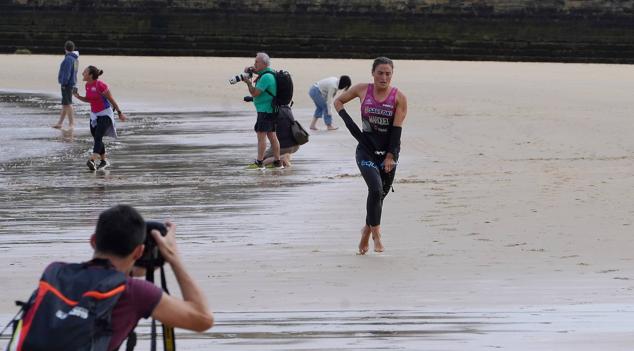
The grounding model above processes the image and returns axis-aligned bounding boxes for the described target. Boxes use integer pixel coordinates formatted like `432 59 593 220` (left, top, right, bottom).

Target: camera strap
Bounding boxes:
160 265 176 351
145 266 176 351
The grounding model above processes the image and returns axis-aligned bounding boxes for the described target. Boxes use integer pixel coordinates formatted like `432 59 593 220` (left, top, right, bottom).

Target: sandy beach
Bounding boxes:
0 54 633 349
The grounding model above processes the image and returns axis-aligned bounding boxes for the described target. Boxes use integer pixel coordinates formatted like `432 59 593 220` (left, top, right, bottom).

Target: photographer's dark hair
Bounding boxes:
64 40 75 52
87 65 104 80
338 75 352 90
372 57 394 72
95 205 146 257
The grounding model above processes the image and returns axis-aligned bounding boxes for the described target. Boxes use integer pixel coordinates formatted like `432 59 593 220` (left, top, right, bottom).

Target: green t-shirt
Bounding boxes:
254 68 277 113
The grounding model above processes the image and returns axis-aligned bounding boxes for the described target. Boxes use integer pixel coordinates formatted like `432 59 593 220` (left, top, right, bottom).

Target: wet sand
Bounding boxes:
1 55 634 349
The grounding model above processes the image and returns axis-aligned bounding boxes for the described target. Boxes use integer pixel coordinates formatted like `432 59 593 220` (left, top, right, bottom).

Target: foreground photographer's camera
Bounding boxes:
229 68 254 85
135 221 167 269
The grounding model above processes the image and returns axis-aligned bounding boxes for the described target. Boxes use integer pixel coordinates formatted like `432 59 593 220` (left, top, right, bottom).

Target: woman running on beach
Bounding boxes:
334 57 408 254
72 66 127 170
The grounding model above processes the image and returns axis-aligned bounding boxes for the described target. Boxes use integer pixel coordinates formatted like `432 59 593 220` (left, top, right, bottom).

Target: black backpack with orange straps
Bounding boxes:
5 259 126 351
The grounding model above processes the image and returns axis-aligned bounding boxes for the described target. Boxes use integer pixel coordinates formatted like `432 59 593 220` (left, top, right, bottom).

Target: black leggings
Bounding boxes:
355 145 397 227
90 115 112 155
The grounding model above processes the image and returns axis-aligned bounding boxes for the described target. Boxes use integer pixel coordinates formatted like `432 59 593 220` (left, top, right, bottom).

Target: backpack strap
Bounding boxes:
256 70 275 97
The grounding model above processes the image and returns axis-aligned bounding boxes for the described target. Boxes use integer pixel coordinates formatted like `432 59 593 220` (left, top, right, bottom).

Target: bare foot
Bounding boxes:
52 124 62 129
358 226 371 255
326 125 339 131
68 124 75 129
310 126 319 131
372 232 384 253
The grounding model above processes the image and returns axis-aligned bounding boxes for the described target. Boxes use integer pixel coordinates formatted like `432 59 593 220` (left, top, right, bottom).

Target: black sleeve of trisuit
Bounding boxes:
339 108 362 141
388 126 402 157
338 109 375 151
337 109 363 141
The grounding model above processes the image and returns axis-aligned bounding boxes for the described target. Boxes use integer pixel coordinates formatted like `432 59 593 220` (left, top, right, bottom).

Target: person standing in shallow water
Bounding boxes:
73 65 127 170
334 57 408 254
243 52 283 169
53 40 79 129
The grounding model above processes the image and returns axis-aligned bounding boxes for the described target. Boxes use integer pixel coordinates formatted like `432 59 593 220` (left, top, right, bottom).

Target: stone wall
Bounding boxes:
1 0 633 62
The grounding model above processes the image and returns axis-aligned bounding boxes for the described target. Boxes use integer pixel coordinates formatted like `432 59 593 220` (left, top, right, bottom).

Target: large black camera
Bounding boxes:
134 221 167 269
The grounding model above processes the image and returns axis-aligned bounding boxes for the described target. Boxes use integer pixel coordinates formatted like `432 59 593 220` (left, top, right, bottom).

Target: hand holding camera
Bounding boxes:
135 220 179 269
151 221 179 265
228 66 255 85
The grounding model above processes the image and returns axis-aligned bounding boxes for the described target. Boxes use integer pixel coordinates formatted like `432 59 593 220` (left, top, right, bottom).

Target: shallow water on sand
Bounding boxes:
0 92 349 249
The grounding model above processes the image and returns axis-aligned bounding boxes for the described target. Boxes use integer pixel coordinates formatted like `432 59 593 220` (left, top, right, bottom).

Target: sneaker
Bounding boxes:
86 159 96 171
247 159 265 170
97 160 109 170
273 160 284 169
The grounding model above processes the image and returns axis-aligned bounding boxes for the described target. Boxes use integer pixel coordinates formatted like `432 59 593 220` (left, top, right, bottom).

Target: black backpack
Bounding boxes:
261 70 294 110
5 259 126 351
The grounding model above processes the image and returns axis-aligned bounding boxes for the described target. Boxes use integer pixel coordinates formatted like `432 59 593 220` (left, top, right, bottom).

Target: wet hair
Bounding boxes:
256 52 270 66
338 75 352 90
86 65 104 80
64 40 75 52
372 57 394 72
95 205 146 258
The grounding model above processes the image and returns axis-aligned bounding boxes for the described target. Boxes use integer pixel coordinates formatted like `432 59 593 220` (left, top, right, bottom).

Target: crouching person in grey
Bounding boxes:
263 105 301 168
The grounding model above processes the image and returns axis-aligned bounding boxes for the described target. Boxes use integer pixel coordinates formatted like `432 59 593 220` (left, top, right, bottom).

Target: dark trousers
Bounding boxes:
90 116 112 155
355 145 397 227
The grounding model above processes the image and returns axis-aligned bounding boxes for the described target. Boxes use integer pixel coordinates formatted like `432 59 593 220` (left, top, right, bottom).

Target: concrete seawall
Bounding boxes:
1 0 633 62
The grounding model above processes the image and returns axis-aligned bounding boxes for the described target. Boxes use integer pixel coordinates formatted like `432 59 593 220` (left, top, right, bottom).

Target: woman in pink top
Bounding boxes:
334 57 408 255
73 66 127 170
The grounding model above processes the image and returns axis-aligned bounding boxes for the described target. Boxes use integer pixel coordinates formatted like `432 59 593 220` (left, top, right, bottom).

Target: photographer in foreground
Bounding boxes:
243 52 282 169
8 205 213 351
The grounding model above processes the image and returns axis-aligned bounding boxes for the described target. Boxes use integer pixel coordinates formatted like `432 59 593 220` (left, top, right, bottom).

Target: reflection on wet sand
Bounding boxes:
59 128 75 142
90 308 634 350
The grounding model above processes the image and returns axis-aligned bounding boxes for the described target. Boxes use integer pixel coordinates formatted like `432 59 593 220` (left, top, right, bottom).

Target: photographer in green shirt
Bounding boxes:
243 52 282 169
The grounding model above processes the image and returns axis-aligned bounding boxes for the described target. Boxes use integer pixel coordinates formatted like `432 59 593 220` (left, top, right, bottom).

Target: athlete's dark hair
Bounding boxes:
95 205 146 258
64 40 75 52
338 75 352 90
372 57 394 72
86 65 104 80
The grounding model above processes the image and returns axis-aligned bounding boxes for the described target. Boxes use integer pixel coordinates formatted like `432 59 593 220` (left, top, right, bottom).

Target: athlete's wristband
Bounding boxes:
388 126 402 159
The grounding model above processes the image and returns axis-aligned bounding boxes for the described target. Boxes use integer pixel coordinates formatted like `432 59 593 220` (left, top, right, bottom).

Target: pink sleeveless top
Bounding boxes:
360 84 398 151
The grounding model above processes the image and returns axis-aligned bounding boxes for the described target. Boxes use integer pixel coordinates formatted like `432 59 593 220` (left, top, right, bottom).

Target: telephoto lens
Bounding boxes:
228 71 253 85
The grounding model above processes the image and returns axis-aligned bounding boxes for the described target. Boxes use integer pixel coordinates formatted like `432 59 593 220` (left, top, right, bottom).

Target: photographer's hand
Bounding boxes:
151 221 214 332
151 221 180 265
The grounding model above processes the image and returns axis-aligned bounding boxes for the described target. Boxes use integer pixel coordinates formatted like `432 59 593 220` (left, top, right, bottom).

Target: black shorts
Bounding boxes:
61 86 73 105
254 112 276 132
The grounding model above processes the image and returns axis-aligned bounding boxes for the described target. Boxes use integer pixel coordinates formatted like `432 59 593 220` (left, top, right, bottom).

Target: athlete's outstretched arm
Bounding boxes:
72 89 89 103
334 84 370 146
